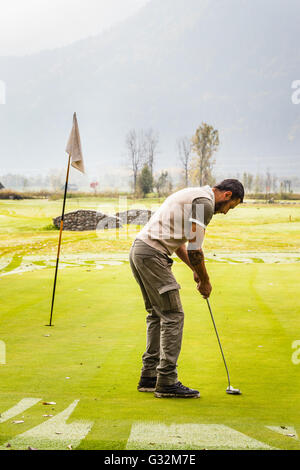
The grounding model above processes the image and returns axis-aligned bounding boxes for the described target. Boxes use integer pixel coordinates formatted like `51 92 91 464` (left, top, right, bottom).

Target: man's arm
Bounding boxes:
175 244 195 272
175 243 201 283
187 222 212 299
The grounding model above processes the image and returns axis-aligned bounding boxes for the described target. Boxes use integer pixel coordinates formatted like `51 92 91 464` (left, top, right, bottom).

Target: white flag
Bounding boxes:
65 112 85 173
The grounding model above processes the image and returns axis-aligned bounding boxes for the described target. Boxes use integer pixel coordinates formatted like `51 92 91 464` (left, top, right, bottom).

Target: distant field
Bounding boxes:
0 197 300 450
0 198 300 260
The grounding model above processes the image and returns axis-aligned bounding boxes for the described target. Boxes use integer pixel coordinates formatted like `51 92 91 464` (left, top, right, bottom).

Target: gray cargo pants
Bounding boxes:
129 239 184 386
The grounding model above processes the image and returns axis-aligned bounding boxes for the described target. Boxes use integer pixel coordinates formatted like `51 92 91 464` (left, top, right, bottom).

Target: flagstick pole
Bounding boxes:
47 153 72 326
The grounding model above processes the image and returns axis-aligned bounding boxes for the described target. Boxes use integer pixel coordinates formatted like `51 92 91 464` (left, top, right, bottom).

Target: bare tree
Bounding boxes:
282 179 292 193
265 170 272 195
126 129 145 194
178 137 191 187
144 128 159 179
242 172 254 193
22 177 29 191
49 169 64 191
254 173 263 193
272 174 278 193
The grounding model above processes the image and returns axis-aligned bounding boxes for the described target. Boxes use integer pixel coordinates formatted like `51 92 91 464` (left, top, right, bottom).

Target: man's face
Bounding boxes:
214 192 241 214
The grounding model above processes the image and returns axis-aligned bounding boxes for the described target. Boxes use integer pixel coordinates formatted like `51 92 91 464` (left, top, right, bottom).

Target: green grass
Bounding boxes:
0 198 300 449
0 262 300 449
1 199 300 257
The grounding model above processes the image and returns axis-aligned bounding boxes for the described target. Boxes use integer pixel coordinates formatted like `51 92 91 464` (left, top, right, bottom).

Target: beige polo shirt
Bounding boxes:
136 185 215 255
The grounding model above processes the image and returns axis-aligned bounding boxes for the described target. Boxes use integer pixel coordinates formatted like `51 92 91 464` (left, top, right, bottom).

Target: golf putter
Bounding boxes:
206 299 241 395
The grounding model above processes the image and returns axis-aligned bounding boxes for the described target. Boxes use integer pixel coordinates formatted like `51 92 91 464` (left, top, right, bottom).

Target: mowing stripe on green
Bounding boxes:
0 398 41 423
0 400 93 450
126 423 275 450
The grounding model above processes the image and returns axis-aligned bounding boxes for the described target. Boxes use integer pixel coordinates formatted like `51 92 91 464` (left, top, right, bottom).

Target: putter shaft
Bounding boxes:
206 299 231 388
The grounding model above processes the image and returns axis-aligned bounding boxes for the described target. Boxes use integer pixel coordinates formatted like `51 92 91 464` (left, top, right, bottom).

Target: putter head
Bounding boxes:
226 385 241 395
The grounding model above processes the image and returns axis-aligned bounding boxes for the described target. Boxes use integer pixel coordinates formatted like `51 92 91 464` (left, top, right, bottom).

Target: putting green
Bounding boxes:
1 197 299 449
0 261 299 450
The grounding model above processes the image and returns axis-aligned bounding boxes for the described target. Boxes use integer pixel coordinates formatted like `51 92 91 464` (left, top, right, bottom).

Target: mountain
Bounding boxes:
0 0 300 180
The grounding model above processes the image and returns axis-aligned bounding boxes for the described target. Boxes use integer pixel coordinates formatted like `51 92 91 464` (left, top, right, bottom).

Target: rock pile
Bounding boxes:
53 208 154 231
53 210 122 231
115 209 153 225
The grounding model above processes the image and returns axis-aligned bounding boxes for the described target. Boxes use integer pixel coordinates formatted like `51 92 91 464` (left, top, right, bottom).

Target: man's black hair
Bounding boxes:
213 179 244 202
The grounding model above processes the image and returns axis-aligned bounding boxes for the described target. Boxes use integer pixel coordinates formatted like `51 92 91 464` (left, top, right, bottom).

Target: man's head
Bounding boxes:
212 179 244 214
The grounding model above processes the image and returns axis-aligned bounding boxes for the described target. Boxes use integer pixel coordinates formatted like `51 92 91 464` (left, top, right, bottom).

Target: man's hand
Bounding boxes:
197 279 212 299
193 271 200 283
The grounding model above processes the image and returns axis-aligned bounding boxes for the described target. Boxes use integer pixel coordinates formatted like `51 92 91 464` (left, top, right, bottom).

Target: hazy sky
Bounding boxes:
0 0 149 56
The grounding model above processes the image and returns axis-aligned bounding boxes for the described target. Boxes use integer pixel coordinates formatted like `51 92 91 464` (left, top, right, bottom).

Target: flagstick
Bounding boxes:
47 153 72 326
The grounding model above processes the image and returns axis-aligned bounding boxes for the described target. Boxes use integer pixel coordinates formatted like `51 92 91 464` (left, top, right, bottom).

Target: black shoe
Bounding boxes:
154 381 200 398
137 376 157 392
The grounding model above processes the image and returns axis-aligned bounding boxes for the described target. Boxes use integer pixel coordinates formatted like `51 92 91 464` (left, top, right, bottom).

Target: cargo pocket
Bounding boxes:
158 283 183 313
142 254 172 269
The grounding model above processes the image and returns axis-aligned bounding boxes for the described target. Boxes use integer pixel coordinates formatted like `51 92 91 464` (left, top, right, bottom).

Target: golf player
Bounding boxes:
129 179 244 398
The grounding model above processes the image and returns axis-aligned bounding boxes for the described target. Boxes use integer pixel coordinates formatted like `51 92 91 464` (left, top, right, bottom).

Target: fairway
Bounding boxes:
0 199 300 450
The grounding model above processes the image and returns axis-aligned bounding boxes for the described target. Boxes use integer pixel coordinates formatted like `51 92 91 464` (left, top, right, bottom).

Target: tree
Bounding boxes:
190 123 219 186
242 172 254 193
265 170 272 195
254 174 263 193
90 181 99 194
137 164 154 197
282 180 292 193
22 177 29 191
155 170 172 197
272 174 278 193
144 129 159 181
49 170 64 191
178 136 191 187
126 129 145 194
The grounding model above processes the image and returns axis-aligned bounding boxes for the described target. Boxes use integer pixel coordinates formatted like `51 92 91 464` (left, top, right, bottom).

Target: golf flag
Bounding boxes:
66 112 85 173
48 112 85 326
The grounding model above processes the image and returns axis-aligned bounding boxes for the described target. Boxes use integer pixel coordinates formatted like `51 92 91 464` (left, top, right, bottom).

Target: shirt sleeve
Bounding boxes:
189 197 214 229
187 223 205 250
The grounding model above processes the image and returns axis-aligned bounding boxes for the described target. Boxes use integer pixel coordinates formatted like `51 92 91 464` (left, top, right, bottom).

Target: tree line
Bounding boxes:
126 122 220 197
1 121 297 195
126 122 296 197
